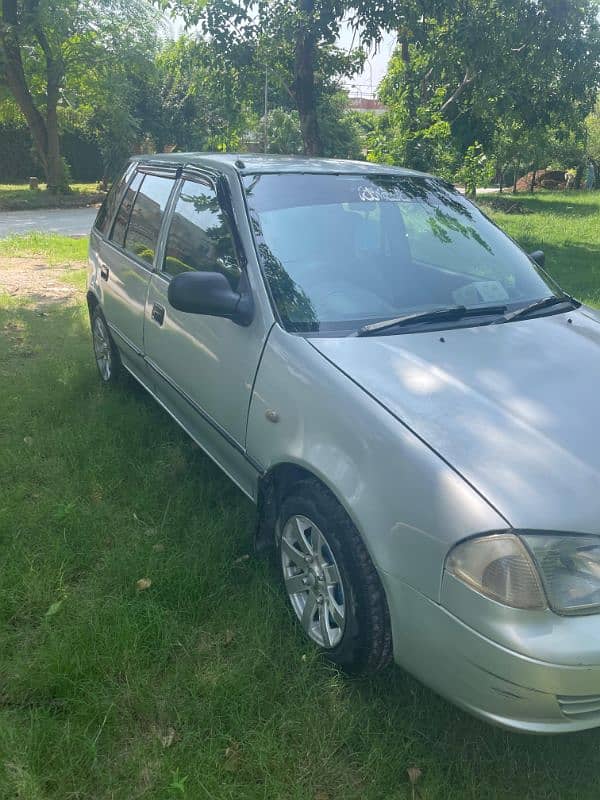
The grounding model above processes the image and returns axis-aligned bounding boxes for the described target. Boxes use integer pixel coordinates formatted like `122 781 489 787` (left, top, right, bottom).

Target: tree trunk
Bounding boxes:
512 166 518 194
293 0 322 157
0 0 67 191
529 167 536 194
1 1 48 175
37 26 66 192
45 101 65 193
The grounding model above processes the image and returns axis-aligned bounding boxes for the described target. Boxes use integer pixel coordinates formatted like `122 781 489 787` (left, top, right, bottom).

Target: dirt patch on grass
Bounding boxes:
0 257 84 307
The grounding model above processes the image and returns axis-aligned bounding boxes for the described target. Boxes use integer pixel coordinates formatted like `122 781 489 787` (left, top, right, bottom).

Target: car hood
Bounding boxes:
310 307 600 533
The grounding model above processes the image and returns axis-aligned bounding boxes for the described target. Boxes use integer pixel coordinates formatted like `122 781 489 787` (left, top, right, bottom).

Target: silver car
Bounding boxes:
88 154 600 733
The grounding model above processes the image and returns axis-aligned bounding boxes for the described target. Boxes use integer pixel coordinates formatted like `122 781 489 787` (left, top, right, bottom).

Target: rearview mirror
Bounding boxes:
529 250 545 268
167 271 253 326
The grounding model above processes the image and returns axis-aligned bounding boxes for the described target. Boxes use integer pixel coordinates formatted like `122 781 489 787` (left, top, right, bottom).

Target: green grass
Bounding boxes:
0 183 103 211
481 190 600 307
0 233 89 265
2 194 600 799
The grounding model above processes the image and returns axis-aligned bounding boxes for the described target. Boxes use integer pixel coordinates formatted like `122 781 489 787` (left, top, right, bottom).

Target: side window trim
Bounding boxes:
154 174 185 280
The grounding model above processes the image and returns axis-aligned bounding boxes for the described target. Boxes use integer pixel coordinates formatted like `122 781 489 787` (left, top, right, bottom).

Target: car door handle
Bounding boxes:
151 303 165 326
100 265 109 281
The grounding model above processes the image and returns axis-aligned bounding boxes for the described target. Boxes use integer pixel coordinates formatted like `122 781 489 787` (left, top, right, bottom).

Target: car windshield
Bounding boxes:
243 172 563 335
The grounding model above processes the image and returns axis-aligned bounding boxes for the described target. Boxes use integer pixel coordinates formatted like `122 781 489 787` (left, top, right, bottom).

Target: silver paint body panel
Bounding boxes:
88 153 600 732
309 307 600 536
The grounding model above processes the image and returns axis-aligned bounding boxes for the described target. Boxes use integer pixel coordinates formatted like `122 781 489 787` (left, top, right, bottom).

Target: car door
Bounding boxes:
143 172 271 497
94 166 177 376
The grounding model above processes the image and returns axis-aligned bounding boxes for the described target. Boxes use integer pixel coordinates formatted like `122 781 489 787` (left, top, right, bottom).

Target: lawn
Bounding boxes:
0 183 104 212
1 191 600 800
480 190 600 307
0 233 89 265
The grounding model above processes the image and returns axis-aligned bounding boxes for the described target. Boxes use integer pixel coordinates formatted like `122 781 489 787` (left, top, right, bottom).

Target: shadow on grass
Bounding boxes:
479 192 600 219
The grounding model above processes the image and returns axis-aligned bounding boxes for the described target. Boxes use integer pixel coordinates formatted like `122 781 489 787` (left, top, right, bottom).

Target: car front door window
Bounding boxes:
163 179 241 289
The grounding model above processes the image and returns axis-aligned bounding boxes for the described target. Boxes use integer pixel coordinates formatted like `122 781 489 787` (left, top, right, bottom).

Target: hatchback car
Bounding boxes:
88 154 600 733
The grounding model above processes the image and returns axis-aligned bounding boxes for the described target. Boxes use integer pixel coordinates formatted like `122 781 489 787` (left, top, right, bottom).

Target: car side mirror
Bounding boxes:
167 271 253 326
529 250 545 268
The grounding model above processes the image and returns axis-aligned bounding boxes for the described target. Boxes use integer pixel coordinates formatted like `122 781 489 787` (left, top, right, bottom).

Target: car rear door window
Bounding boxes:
124 174 175 266
162 179 241 289
110 170 143 247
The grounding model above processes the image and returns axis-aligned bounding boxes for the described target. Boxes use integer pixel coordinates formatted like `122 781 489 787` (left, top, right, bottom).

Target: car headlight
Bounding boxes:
521 533 600 615
446 533 546 609
446 532 600 615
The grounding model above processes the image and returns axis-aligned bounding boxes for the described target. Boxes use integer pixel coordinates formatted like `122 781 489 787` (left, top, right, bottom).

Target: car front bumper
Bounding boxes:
381 570 600 733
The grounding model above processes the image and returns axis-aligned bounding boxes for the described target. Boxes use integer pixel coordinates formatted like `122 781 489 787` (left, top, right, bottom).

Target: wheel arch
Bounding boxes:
255 461 361 555
86 289 100 319
256 459 394 672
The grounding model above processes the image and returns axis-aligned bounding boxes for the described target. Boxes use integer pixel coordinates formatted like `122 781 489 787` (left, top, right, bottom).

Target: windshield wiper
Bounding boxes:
356 304 507 337
500 294 577 323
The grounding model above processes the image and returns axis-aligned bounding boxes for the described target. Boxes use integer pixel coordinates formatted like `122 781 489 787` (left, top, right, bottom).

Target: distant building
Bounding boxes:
348 96 387 115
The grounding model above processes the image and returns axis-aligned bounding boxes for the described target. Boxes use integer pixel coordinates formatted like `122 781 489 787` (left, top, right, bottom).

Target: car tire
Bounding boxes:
277 478 392 675
91 306 122 384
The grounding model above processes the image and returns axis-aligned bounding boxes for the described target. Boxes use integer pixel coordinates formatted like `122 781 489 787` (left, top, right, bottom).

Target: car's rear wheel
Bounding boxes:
277 479 392 674
91 307 122 384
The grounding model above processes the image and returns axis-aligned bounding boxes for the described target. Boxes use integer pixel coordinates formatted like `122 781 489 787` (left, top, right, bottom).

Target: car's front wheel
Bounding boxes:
91 307 122 384
277 479 392 675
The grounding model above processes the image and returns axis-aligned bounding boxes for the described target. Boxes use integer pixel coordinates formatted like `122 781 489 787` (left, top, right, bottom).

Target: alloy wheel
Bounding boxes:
93 315 112 381
281 514 346 648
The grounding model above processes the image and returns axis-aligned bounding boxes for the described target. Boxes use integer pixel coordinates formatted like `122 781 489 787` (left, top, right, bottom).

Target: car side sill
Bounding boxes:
107 321 143 357
120 361 261 503
143 356 264 475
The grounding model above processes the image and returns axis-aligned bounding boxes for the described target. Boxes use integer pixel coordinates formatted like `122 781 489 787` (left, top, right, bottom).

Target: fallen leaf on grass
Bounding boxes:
224 740 241 772
45 600 63 617
160 726 177 748
223 629 235 646
233 553 250 565
315 791 331 800
152 542 164 552
23 436 33 446
135 578 152 592
407 767 422 785
408 766 422 800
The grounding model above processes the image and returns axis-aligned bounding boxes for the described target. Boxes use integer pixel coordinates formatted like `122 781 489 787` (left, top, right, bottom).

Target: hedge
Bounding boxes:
0 124 103 183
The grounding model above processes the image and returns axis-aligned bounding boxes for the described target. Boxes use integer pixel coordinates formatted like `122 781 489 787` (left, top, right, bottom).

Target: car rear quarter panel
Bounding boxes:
246 325 506 601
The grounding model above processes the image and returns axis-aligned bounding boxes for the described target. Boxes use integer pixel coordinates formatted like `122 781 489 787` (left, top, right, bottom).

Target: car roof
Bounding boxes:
129 152 432 179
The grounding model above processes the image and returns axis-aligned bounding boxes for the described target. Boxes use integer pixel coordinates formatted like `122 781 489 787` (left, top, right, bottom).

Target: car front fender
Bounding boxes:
246 325 506 602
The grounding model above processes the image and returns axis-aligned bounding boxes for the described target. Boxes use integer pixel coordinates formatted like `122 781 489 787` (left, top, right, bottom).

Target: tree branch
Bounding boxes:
439 68 476 114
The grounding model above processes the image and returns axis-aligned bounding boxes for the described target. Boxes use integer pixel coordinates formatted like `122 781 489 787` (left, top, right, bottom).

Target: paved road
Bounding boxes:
0 207 96 238
0 186 501 239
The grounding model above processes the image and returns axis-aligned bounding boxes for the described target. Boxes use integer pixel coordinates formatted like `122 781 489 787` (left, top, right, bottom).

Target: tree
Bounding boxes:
154 35 253 153
455 142 493 198
0 0 159 191
371 0 600 179
162 0 400 156
251 92 361 157
586 96 600 168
